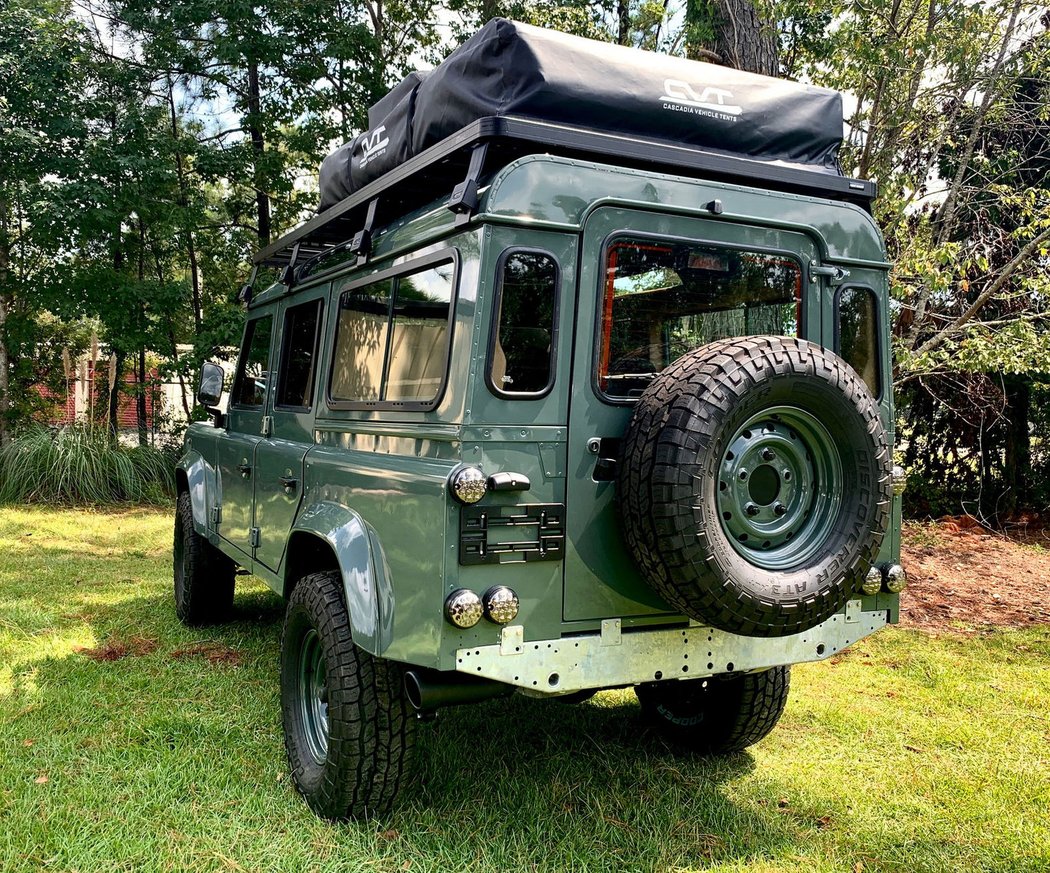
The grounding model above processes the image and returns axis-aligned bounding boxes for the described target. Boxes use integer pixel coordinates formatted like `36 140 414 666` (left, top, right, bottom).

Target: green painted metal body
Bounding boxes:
178 154 901 682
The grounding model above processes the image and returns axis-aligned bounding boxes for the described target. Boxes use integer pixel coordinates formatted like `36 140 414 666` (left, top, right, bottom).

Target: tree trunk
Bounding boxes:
137 345 148 446
1002 377 1032 516
617 0 631 45
107 350 124 441
686 0 778 75
166 74 203 334
0 194 9 447
247 60 271 248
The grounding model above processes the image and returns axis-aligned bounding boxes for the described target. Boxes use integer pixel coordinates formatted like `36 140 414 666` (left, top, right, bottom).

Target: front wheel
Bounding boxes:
635 666 790 754
281 570 416 820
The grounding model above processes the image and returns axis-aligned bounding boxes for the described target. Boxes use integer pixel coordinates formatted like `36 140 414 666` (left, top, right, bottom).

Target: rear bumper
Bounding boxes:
456 599 888 694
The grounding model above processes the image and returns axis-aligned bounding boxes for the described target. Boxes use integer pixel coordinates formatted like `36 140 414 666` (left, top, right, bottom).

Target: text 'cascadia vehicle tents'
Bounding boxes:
318 18 846 211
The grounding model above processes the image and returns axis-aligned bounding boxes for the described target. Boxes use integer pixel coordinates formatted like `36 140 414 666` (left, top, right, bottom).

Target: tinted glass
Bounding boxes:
490 252 558 395
330 279 392 402
232 315 273 407
598 239 801 398
838 287 881 398
386 262 455 401
276 299 322 408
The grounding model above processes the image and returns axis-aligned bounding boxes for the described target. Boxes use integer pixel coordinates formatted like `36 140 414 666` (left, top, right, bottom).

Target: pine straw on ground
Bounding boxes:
900 517 1050 633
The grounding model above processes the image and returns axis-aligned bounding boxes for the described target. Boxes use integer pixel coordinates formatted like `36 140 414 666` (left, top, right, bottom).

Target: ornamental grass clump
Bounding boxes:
0 425 174 506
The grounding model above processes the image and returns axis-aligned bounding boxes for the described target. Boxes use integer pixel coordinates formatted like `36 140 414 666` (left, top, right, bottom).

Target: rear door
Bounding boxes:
254 291 326 572
563 207 822 622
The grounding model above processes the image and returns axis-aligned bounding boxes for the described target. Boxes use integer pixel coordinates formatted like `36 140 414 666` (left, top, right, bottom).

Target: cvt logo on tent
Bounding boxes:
660 80 742 121
358 126 390 168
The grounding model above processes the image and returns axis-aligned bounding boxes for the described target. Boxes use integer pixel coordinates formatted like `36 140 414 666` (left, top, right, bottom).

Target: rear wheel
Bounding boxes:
636 667 790 754
281 570 416 820
173 492 235 625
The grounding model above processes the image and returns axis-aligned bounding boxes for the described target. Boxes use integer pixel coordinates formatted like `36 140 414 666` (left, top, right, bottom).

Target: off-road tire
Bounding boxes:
173 492 235 625
636 667 790 754
619 336 891 637
281 570 416 820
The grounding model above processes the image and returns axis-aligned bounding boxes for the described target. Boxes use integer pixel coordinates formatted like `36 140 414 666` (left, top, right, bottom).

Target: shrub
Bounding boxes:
0 425 175 506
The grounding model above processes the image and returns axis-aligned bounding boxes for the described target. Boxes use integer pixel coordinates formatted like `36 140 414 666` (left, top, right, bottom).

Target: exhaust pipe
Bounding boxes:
404 668 513 713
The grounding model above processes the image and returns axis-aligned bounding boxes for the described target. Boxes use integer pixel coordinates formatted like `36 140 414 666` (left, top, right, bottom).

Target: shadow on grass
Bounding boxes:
8 583 799 870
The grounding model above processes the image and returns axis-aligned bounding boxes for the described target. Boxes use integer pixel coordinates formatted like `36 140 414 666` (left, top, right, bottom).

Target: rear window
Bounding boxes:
837 286 881 399
598 238 802 399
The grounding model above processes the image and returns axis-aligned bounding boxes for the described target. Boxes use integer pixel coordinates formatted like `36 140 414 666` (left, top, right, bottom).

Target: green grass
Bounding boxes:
1 507 1048 873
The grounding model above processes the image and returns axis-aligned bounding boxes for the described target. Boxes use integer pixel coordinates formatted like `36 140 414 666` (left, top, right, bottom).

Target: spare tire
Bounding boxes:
618 336 891 637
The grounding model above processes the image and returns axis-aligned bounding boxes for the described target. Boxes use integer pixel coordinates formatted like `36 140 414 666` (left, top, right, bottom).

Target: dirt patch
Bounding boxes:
170 642 243 667
75 636 158 661
900 518 1050 633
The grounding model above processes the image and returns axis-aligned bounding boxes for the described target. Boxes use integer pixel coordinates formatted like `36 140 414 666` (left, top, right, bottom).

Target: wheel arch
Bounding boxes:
285 501 390 656
176 450 210 535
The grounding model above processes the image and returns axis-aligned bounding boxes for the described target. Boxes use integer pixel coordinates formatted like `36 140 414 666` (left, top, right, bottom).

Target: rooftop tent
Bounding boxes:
317 19 846 212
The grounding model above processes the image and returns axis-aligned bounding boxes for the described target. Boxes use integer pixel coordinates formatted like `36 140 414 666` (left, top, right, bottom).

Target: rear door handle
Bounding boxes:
278 475 299 493
237 462 252 478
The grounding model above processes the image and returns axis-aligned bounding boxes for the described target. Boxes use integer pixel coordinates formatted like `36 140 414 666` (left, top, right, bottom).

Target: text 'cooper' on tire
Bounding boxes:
280 570 416 820
173 492 235 626
619 336 892 638
636 667 791 754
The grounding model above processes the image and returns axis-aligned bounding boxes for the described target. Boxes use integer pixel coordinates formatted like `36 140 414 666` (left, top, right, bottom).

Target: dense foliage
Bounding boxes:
0 0 1046 517
0 425 174 504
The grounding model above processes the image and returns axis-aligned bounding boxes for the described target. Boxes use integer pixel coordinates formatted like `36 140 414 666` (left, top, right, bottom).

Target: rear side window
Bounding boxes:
276 299 322 409
232 315 273 407
598 238 801 399
488 251 559 396
837 287 881 399
329 257 456 406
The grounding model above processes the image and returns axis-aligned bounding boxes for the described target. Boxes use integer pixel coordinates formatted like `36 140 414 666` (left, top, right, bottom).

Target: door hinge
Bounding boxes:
808 260 851 285
249 527 260 548
210 506 222 526
261 415 273 437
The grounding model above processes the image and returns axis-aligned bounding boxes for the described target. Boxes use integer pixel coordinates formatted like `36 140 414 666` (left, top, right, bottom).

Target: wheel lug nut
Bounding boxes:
761 448 776 461
745 503 760 516
773 502 786 516
739 470 748 480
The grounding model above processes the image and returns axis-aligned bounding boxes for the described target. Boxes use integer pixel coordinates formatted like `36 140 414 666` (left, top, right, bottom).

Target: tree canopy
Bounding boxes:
1 0 1046 517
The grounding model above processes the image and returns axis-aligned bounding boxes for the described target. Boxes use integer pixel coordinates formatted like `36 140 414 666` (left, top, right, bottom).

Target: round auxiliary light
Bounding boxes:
885 564 907 593
444 589 483 629
861 565 884 596
483 586 520 625
449 466 487 504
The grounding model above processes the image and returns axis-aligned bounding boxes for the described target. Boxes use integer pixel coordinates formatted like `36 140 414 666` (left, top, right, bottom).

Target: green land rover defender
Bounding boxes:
173 20 906 819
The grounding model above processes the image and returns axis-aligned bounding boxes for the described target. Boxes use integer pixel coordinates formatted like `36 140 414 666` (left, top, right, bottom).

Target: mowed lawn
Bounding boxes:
1 508 1048 873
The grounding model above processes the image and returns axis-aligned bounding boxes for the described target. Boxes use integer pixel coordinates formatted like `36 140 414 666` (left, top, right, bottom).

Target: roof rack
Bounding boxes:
254 116 876 277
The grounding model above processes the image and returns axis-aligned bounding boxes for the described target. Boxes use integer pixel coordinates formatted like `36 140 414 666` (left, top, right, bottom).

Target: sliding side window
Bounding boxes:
329 256 457 408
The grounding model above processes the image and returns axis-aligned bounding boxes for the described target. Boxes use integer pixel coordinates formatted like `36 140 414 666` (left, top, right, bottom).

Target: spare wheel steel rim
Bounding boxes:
715 405 843 571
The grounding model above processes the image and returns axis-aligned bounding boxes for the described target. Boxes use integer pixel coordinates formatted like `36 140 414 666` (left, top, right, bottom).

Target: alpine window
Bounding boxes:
836 286 881 399
231 315 274 408
597 238 802 399
488 250 559 397
329 256 457 407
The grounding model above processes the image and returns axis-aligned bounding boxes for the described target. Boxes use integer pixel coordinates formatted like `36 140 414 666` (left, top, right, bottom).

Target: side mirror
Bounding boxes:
197 362 224 408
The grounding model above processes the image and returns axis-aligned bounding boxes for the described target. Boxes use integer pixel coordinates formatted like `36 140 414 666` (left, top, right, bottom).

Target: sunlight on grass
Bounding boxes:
1 506 1048 872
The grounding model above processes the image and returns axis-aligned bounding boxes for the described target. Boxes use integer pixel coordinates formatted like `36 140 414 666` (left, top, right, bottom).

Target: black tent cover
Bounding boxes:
318 19 845 212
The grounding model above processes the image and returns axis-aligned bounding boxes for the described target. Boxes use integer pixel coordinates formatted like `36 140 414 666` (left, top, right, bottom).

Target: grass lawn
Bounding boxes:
1 507 1048 873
